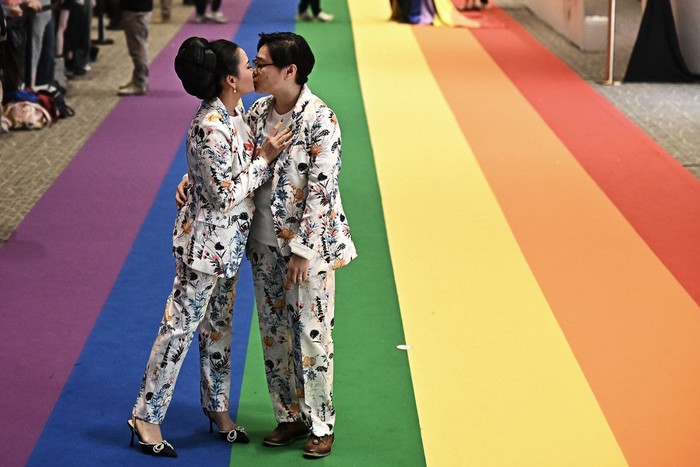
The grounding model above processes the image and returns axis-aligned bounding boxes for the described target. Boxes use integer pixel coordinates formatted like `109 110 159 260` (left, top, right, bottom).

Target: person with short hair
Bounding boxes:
246 32 356 459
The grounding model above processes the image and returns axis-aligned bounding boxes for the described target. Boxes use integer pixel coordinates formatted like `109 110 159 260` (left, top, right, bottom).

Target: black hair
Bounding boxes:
174 37 241 100
257 32 315 85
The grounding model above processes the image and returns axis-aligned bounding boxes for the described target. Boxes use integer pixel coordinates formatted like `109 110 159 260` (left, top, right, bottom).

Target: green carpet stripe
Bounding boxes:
231 1 426 465
298 3 426 464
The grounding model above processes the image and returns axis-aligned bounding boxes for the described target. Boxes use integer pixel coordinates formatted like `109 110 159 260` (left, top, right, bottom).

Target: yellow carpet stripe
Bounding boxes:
347 1 627 465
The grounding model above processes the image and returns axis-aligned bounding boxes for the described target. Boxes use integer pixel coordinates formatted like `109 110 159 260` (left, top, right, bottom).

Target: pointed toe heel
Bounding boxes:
203 409 250 444
128 418 178 457
220 426 249 443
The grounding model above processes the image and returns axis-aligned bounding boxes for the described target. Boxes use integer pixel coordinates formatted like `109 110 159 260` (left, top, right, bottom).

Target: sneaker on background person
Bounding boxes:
297 0 333 22
204 10 227 23
315 11 333 22
117 84 148 96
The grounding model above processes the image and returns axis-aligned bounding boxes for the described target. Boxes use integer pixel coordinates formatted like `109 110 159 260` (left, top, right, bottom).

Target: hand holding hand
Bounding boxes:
259 122 293 165
287 254 310 285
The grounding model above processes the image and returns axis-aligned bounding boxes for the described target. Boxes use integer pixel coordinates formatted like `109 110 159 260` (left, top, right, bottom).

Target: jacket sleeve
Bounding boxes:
197 110 271 212
289 107 341 260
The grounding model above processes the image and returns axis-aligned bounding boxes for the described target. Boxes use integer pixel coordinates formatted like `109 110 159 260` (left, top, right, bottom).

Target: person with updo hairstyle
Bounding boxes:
127 36 292 458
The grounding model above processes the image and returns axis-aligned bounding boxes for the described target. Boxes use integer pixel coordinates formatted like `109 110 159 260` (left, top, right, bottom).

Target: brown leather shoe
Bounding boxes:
262 422 310 446
303 434 334 458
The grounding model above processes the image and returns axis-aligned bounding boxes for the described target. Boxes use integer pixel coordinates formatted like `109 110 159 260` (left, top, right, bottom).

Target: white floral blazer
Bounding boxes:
173 98 272 278
246 85 357 275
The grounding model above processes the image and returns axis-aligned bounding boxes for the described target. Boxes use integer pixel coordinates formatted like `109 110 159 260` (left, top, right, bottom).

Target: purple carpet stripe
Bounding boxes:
0 2 252 465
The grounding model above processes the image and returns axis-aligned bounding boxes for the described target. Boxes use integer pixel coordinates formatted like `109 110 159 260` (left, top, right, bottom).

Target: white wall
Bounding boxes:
524 0 609 51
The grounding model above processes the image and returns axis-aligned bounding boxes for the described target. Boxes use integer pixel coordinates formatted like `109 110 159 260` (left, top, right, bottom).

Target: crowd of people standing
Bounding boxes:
0 0 337 107
1 0 95 94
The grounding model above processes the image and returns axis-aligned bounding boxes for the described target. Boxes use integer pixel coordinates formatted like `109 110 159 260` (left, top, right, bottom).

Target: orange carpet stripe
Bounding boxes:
472 7 700 306
413 23 700 467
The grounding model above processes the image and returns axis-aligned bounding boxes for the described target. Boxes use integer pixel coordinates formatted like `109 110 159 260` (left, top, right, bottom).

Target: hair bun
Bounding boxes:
174 37 218 99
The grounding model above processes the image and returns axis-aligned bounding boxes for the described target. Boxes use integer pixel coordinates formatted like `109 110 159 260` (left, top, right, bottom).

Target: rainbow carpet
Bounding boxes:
1 1 699 466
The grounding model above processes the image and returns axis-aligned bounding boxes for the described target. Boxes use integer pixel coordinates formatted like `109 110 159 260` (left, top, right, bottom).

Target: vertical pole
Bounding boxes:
601 0 618 84
91 0 114 45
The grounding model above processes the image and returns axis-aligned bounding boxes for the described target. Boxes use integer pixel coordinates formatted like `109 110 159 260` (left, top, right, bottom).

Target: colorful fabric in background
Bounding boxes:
389 0 479 27
1 0 699 466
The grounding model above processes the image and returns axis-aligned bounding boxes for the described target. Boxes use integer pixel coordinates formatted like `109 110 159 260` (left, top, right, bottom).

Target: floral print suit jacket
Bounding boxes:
246 85 357 275
173 98 272 278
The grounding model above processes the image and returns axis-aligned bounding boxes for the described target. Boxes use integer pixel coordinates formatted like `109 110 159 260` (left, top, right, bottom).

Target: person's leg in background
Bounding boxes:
53 5 70 88
29 9 52 87
63 1 81 77
75 0 92 74
3 16 28 91
298 0 312 20
118 9 150 95
297 0 333 22
2 19 23 92
35 11 56 87
193 0 206 22
159 0 171 22
64 0 91 76
204 0 226 23
105 0 123 29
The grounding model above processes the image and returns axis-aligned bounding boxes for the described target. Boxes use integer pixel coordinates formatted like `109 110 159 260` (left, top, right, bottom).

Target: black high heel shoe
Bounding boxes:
203 409 250 444
128 418 178 457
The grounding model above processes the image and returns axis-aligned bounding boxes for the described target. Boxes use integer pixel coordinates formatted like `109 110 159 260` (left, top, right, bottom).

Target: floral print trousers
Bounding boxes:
133 260 238 424
248 239 336 436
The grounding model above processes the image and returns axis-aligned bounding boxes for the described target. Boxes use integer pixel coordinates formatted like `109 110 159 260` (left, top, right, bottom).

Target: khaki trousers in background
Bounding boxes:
160 0 172 20
122 10 151 91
